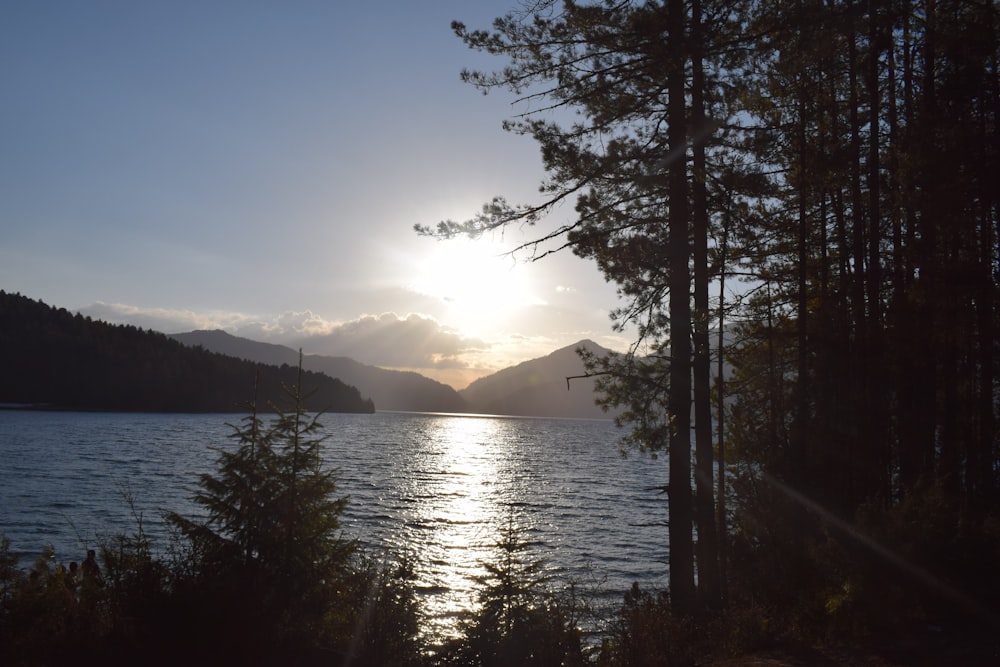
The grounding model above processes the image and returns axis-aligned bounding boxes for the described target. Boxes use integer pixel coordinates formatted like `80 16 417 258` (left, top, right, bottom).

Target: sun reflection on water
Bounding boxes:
0 411 671 650
413 415 509 639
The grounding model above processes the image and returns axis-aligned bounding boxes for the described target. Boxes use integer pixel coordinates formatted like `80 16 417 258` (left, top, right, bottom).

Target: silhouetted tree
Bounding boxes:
418 0 755 617
166 359 354 658
423 0 999 636
0 291 375 414
443 518 585 667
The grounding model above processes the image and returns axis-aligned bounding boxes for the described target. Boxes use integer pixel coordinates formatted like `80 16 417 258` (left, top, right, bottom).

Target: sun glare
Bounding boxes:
409 238 544 336
419 416 505 637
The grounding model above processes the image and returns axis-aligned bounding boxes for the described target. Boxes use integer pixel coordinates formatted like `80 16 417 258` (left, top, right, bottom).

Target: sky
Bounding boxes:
1 1 629 390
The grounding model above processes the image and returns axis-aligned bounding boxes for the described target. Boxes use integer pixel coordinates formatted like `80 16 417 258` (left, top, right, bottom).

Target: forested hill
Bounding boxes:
0 291 375 413
171 329 468 413
459 340 614 419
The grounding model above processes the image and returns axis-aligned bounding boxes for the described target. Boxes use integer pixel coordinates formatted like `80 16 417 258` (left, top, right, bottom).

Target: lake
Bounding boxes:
0 410 670 637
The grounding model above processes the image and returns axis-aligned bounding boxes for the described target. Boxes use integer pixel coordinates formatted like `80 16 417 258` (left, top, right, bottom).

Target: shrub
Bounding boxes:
439 518 587 666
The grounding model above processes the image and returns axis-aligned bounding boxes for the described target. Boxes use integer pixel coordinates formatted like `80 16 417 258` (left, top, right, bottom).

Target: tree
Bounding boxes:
445 518 585 667
418 0 755 615
423 0 999 634
719 0 1000 630
166 358 353 655
731 0 999 512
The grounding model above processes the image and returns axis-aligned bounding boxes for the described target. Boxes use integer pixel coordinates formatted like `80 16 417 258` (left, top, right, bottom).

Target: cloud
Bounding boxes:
234 310 338 340
75 303 484 371
292 312 487 369
72 300 621 390
78 302 252 333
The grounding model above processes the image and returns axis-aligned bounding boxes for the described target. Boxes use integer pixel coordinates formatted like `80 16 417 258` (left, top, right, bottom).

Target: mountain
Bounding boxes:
171 330 299 368
302 354 468 413
170 331 614 418
0 291 374 413
459 340 614 419
170 330 468 413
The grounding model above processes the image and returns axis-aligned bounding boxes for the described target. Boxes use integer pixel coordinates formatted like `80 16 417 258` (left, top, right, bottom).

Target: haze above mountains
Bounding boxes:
170 330 613 419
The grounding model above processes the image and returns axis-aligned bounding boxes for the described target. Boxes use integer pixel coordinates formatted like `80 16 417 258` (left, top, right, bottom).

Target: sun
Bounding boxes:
409 237 545 337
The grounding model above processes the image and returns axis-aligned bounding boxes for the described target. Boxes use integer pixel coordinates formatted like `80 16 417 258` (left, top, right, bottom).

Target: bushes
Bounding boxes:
12 365 996 664
721 472 1000 654
437 519 588 666
0 544 111 665
339 552 427 667
818 482 1000 637
594 584 777 667
0 367 425 666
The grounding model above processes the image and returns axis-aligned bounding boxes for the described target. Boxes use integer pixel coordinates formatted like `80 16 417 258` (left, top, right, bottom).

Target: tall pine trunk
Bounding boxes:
865 0 889 500
691 0 721 611
666 0 696 616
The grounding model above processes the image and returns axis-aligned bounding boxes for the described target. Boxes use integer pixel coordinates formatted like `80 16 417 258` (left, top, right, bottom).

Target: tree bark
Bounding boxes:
691 0 721 612
666 0 696 617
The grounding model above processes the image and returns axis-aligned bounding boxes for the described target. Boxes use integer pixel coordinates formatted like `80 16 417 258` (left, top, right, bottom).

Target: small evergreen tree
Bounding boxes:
0 534 21 612
166 358 354 658
341 552 427 667
446 517 585 667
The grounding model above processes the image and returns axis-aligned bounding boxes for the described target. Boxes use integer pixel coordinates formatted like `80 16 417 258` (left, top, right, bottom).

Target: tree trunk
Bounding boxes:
848 0 869 509
666 0 696 617
691 0 721 612
716 204 730 603
866 0 888 500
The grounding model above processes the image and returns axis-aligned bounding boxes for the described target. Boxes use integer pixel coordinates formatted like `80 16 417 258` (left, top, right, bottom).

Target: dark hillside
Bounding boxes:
171 329 469 413
0 291 374 413
171 329 299 367
460 340 613 418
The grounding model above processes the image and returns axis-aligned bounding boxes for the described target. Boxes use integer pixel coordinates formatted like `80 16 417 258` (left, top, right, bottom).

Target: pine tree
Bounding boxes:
453 517 584 667
419 0 756 618
167 356 352 651
424 0 999 634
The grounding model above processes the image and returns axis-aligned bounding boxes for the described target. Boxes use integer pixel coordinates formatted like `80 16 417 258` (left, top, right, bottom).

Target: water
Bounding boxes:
0 410 669 636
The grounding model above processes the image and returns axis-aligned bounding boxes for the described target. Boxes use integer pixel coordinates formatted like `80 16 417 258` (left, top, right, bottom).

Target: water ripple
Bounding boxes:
0 410 670 638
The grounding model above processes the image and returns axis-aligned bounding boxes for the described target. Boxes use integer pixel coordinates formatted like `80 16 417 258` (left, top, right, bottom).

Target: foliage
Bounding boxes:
819 482 1000 637
597 584 692 667
595 583 781 667
423 0 999 641
0 544 111 665
0 290 375 413
338 551 428 667
164 364 358 659
0 534 21 610
92 487 175 662
439 518 587 666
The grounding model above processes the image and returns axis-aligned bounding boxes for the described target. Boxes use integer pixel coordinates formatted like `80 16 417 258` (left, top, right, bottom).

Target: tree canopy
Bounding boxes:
0 291 375 413
421 0 999 626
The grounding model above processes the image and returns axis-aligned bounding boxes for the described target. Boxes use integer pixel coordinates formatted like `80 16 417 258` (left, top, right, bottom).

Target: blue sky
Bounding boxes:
1 1 625 388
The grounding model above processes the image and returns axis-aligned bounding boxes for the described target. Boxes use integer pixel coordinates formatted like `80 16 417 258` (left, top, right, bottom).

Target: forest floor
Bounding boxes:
703 628 999 666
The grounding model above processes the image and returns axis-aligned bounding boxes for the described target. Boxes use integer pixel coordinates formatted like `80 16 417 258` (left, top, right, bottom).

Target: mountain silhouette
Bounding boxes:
171 331 615 418
459 340 613 419
0 291 374 413
170 330 468 413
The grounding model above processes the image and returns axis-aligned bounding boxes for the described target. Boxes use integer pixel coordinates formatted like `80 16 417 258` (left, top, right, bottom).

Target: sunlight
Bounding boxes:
434 416 496 519
409 238 545 337
417 415 506 638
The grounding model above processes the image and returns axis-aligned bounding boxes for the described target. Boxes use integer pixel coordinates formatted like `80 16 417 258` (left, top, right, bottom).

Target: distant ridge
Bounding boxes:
0 291 374 414
173 330 298 368
459 340 613 419
171 331 616 419
170 330 468 414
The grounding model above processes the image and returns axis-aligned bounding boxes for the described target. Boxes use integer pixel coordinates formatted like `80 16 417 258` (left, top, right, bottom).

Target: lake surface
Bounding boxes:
0 410 669 636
